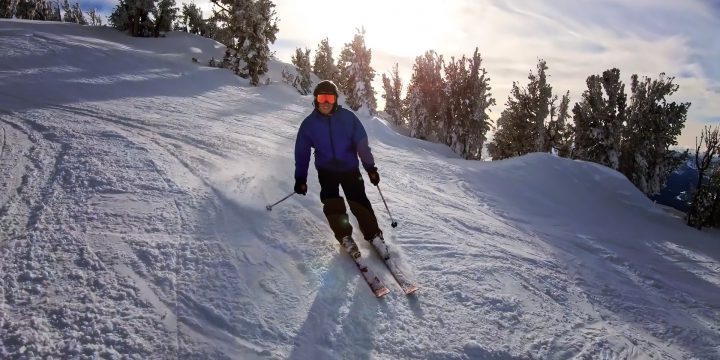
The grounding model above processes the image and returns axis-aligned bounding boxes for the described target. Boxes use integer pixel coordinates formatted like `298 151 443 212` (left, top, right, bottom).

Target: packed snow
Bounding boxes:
1 20 719 360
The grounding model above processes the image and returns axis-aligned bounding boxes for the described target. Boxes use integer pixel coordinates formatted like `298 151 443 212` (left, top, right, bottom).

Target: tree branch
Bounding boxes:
210 0 230 14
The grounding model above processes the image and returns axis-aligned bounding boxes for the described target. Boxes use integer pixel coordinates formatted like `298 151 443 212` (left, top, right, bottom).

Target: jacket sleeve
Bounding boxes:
352 115 375 172
294 121 312 181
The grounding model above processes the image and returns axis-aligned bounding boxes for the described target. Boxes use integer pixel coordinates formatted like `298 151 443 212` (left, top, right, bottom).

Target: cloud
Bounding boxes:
84 0 719 149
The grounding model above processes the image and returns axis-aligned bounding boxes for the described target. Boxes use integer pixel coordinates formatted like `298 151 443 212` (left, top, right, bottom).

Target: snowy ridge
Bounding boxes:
1 20 719 360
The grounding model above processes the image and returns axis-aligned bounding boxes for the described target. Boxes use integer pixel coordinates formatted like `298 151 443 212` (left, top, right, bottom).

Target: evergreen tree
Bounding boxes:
687 125 719 229
707 167 720 227
181 2 205 35
289 47 312 95
529 59 553 152
487 59 553 160
17 0 54 20
51 0 61 20
487 81 533 160
572 68 626 169
312 38 338 82
61 0 75 22
151 0 177 36
109 0 156 36
0 0 14 18
71 2 86 24
545 91 573 157
620 73 690 195
337 28 377 114
211 0 279 85
18 0 57 20
14 0 35 19
203 17 219 40
405 50 444 140
381 63 403 126
108 0 129 30
688 165 720 230
463 48 495 159
206 9 232 45
87 8 102 26
443 54 469 148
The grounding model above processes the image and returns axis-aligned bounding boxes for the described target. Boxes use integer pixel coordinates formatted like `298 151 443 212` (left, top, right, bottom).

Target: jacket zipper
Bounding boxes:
327 117 338 167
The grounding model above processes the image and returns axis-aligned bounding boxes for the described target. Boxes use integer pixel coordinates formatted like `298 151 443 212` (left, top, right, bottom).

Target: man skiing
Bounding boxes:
294 80 384 259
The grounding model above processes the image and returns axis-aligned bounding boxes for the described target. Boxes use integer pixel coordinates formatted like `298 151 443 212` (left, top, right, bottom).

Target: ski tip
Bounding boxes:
404 286 419 295
375 287 391 298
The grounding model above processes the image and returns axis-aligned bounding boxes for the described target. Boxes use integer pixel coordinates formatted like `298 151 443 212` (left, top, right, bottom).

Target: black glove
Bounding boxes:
294 179 307 195
367 167 380 186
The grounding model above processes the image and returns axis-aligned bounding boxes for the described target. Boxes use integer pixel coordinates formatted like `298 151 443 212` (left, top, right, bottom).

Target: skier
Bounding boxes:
294 80 384 259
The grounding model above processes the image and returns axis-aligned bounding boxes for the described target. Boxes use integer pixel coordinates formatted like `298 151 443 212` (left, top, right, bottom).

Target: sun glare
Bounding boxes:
277 0 460 59
350 0 459 58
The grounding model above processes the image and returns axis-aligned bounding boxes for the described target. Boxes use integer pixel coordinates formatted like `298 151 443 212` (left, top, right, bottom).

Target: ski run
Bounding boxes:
1 20 719 360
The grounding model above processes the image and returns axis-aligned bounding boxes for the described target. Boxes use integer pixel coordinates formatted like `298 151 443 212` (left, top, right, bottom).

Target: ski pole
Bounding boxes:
376 185 398 228
266 192 295 211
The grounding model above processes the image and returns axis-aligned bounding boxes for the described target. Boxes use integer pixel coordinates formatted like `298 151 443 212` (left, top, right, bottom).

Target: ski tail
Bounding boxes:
352 256 390 297
369 237 418 295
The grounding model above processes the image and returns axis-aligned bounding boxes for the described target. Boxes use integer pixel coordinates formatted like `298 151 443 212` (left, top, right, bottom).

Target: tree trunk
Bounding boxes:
153 15 162 37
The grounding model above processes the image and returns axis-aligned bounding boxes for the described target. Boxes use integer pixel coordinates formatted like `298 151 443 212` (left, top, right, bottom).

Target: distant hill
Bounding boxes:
651 162 697 212
652 157 720 213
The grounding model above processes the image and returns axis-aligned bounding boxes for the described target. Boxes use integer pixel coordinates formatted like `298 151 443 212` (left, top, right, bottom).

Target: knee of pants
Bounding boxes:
322 197 347 216
347 200 375 217
322 198 352 240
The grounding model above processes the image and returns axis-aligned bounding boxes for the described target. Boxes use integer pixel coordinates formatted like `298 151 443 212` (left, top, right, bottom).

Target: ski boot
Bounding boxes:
340 236 361 259
369 231 390 260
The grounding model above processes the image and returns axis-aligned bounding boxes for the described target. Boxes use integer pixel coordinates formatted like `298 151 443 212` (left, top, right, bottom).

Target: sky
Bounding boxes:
2 20 719 359
87 0 720 149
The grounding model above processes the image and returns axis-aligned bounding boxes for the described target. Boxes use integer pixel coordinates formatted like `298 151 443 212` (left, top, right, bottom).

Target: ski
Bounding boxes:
352 256 391 298
341 236 390 298
369 237 418 295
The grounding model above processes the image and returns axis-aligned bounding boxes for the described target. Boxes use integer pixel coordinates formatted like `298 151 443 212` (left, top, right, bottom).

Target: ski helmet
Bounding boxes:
313 80 338 96
313 80 339 113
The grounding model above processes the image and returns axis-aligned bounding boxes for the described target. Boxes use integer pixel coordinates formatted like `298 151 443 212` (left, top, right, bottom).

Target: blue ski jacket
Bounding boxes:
294 106 375 181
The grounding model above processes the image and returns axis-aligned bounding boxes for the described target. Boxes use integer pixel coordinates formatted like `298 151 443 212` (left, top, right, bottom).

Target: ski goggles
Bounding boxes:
316 94 337 104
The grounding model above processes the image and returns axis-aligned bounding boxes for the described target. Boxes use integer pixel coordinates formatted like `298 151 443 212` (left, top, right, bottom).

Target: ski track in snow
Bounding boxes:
1 20 719 360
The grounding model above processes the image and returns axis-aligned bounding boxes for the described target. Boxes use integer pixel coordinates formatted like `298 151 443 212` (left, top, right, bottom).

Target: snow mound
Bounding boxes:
1 19 719 360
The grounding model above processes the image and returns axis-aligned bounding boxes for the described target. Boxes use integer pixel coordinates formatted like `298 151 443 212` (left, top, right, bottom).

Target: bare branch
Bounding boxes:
210 0 230 14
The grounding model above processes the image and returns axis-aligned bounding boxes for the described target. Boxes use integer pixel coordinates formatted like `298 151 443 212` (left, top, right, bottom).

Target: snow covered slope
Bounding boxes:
1 20 719 360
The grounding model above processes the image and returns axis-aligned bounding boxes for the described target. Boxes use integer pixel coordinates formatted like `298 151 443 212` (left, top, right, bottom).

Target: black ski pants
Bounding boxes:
318 168 380 242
